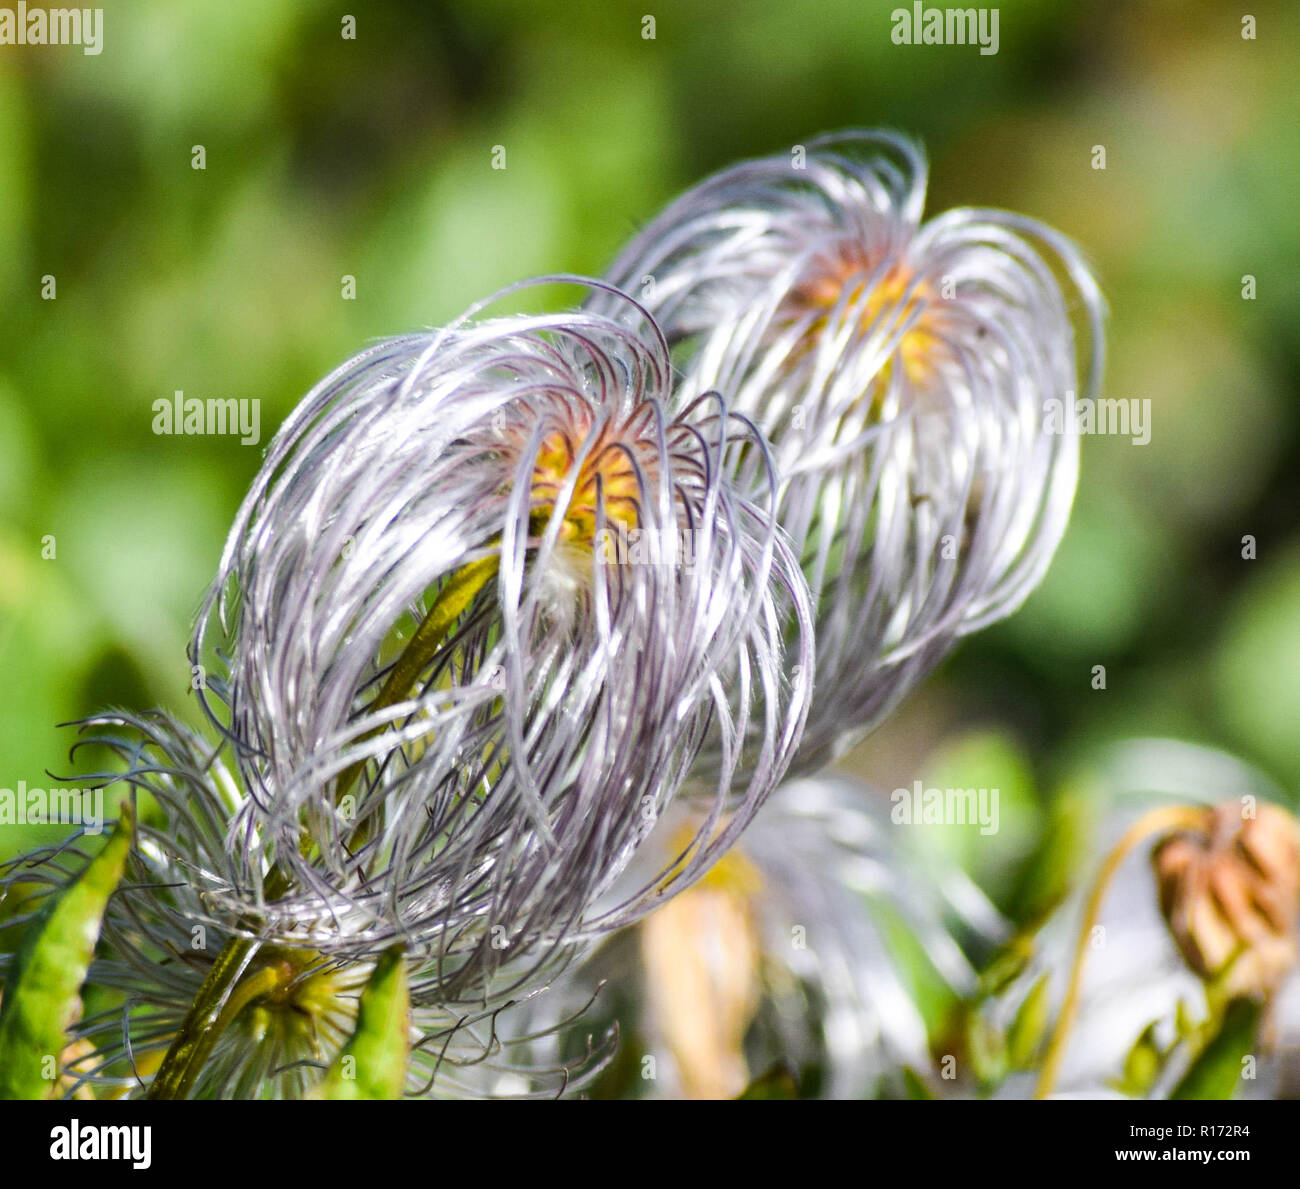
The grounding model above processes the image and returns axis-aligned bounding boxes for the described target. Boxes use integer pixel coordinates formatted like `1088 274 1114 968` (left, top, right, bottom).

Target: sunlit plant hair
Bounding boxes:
192 278 814 1001
465 771 1005 1099
0 713 617 1099
596 130 1105 773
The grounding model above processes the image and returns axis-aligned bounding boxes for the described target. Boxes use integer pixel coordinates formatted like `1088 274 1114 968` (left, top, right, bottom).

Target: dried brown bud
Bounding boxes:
1152 801 1300 998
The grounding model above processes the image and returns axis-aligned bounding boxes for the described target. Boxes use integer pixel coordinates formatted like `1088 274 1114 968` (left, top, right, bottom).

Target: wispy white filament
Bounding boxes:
0 712 616 1099
595 130 1105 772
475 771 1006 1098
193 279 814 1002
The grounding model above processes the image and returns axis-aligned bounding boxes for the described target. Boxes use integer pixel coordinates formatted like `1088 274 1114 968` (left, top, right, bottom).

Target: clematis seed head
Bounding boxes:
595 130 1105 773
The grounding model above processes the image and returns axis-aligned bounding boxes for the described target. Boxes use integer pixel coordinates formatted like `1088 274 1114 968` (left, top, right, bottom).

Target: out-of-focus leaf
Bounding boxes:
1113 1020 1164 1098
0 804 134 1099
1005 484 1172 662
867 895 963 1045
1170 998 1261 1101
1010 784 1096 927
980 933 1035 997
0 530 111 863
1007 974 1050 1069
901 1065 934 1100
737 1064 798 1100
309 946 409 1100
965 1010 1007 1089
1215 550 1300 790
920 731 1041 904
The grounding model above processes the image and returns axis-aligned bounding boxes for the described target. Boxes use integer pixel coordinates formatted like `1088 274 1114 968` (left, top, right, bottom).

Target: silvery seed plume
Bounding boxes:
0 712 617 1099
193 279 814 1004
595 130 1105 773
471 770 1005 1099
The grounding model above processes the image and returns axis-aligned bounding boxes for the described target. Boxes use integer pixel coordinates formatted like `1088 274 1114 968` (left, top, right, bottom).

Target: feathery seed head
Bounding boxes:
191 279 815 997
596 131 1105 772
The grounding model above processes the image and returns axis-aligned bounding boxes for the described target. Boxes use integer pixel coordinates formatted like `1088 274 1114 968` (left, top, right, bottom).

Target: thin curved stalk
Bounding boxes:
1035 804 1206 1099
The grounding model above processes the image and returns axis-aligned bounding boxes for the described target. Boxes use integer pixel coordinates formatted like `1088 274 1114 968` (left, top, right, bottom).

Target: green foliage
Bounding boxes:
916 731 1041 909
1006 974 1050 1070
1008 784 1097 928
900 1066 935 1100
963 1009 1008 1092
309 946 410 1100
1170 999 1262 1102
0 805 134 1099
867 895 963 1048
737 1064 799 1100
1113 1021 1165 1099
1215 551 1300 791
979 934 1035 998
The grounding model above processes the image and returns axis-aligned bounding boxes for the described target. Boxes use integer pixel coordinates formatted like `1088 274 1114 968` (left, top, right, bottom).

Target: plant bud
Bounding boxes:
1152 802 1300 998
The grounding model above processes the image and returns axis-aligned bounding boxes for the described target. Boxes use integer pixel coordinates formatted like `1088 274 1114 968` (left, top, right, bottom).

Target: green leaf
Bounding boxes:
309 946 409 1100
965 1009 1007 1089
1010 785 1096 927
1113 1020 1164 1098
1006 974 1050 1069
867 895 962 1045
979 933 1035 998
900 1065 934 1100
736 1064 799 1100
0 803 134 1099
1171 998 1261 1101
920 730 1041 907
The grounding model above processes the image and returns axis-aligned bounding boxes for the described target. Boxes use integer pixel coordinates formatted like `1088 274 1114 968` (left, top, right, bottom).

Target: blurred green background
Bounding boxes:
1 0 1297 898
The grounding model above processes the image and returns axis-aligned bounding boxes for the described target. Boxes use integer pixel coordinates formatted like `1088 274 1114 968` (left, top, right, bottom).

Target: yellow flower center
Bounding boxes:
789 247 939 385
235 950 357 1054
528 425 644 547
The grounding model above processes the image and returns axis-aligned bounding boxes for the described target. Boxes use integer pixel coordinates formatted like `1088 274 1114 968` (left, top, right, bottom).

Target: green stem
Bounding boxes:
335 553 500 846
147 940 292 1099
1034 804 1206 1100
